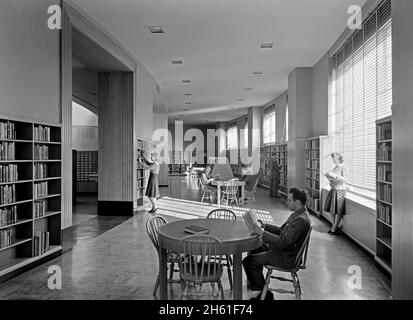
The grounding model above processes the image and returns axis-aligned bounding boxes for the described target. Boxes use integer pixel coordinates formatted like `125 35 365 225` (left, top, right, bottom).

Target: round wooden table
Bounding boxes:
158 218 261 300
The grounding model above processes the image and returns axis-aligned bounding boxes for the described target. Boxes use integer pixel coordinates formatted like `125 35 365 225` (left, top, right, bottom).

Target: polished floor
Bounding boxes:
0 176 391 300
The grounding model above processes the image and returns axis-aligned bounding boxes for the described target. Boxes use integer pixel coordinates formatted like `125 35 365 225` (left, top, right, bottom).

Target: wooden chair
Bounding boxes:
243 175 259 203
206 208 236 290
146 215 181 296
221 178 239 206
261 226 312 300
178 234 225 300
199 177 216 203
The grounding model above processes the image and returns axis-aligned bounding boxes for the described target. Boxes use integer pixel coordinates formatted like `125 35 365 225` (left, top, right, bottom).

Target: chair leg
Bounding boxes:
261 268 273 300
153 274 160 296
201 191 205 202
252 192 255 203
169 262 174 280
226 255 233 290
292 272 302 300
217 280 225 300
180 280 187 300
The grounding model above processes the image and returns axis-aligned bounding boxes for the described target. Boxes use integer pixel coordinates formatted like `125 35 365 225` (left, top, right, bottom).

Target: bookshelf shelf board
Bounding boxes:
0 139 32 143
377 139 392 144
0 160 32 164
377 219 392 228
33 141 61 145
375 256 392 274
377 160 392 164
0 180 32 186
378 199 392 206
33 160 61 163
34 194 61 201
279 191 287 196
32 245 61 259
0 199 32 209
377 180 392 185
377 237 392 249
0 238 32 253
34 177 62 182
0 219 32 230
33 211 61 221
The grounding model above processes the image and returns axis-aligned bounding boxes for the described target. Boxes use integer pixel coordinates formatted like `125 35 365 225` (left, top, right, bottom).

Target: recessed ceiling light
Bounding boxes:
182 80 191 83
252 71 263 75
260 42 273 49
171 59 183 65
184 93 192 96
244 88 253 91
237 99 245 102
144 26 165 34
185 102 192 105
184 108 190 111
229 107 235 109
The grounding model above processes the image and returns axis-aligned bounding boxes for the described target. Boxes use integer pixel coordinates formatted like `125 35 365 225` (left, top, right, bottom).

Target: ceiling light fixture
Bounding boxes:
182 80 191 83
244 88 253 91
185 102 192 105
184 93 192 96
252 71 263 75
260 42 273 49
237 99 245 102
171 59 183 65
144 26 165 34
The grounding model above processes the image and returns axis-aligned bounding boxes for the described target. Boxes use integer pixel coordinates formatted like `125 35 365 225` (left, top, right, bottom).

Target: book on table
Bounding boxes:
243 210 259 234
184 225 209 234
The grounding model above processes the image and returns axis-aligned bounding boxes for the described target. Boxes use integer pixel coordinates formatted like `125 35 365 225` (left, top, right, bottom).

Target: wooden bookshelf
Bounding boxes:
168 151 187 176
0 116 62 283
304 136 329 216
259 144 288 197
375 116 392 274
137 138 153 205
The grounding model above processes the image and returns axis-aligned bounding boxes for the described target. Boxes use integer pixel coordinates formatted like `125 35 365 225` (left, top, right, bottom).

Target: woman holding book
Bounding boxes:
324 152 349 235
140 152 160 213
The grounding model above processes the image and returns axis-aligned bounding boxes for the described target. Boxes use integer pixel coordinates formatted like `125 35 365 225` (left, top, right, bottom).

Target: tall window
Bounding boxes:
227 124 238 149
263 104 276 144
328 0 392 192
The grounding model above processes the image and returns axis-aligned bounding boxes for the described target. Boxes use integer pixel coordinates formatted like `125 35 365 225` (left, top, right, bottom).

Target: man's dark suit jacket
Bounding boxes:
261 207 311 269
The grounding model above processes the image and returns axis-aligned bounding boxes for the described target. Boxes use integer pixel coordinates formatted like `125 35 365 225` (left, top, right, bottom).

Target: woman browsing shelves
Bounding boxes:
323 152 349 235
139 151 160 214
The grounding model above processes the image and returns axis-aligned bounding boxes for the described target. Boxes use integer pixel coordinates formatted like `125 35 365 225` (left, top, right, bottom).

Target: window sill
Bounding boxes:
322 186 376 215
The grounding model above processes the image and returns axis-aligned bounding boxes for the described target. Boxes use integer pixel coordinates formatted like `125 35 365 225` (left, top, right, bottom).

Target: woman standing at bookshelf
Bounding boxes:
324 152 349 235
140 152 160 213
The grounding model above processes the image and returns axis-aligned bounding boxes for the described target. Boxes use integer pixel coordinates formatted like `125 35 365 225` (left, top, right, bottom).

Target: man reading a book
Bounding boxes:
242 188 311 300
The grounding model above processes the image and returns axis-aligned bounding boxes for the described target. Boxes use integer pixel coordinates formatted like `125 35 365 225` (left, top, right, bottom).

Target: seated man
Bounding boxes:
242 187 311 300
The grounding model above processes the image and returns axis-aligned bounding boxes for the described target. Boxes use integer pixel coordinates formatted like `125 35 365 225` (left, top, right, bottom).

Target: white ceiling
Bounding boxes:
72 0 366 125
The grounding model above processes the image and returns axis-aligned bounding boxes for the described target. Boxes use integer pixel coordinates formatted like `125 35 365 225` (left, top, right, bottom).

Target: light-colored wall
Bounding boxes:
392 0 413 300
0 0 60 123
136 62 154 141
153 114 169 186
312 53 329 136
73 68 99 113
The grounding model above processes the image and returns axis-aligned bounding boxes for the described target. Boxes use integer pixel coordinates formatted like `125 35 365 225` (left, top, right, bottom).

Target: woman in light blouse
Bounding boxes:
324 152 349 235
139 152 160 213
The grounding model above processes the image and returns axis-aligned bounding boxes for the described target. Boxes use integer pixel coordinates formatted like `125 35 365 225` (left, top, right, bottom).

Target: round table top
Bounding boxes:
158 218 260 254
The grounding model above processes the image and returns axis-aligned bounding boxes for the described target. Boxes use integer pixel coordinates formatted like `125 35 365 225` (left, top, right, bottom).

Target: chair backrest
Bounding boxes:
178 234 224 283
207 208 237 220
293 225 312 270
224 178 239 194
146 215 167 253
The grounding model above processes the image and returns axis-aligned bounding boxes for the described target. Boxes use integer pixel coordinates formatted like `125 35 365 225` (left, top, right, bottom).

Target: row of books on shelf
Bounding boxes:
0 164 18 183
137 140 149 150
137 179 146 189
305 169 320 180
34 200 48 218
0 184 16 205
305 159 320 169
377 164 392 182
279 180 288 187
137 189 145 199
377 122 392 141
33 126 51 142
305 139 320 149
0 228 13 249
33 182 48 199
33 230 50 256
34 145 50 160
0 121 16 140
377 144 392 161
307 197 320 213
306 179 320 190
305 150 320 159
378 184 392 203
0 142 15 161
0 206 17 227
34 163 48 179
377 203 392 225
279 173 287 181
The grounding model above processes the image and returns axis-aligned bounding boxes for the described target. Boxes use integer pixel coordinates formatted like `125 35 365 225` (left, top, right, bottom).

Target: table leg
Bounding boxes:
159 247 168 299
232 250 243 300
217 185 221 206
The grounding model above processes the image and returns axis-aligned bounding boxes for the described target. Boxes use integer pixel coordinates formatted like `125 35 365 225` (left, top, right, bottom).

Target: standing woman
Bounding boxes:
140 152 160 213
324 152 349 235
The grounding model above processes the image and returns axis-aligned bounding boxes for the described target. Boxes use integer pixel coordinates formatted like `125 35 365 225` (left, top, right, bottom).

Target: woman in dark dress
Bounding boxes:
139 152 160 213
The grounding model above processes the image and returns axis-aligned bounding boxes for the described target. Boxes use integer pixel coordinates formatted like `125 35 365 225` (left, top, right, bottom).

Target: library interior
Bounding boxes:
1 0 413 300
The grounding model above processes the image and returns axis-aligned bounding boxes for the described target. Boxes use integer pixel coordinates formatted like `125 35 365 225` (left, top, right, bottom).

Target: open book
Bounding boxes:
242 210 259 235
